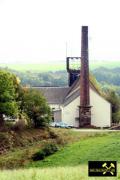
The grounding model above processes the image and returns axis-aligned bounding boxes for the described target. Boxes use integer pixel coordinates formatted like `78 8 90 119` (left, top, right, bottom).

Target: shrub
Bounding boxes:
19 112 32 128
0 132 13 154
112 111 120 123
32 143 59 161
56 136 67 145
49 130 58 139
22 89 51 128
0 70 19 127
32 150 45 161
12 119 26 131
43 143 58 156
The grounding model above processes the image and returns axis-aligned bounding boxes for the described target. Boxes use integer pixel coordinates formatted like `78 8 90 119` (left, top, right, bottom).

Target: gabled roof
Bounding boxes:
31 77 107 106
63 77 101 106
31 87 69 104
66 76 101 98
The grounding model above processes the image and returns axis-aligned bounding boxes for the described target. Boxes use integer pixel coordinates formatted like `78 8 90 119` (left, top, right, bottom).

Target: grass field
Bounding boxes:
0 60 120 72
0 128 91 169
27 132 120 168
0 165 119 180
0 131 120 179
0 63 66 72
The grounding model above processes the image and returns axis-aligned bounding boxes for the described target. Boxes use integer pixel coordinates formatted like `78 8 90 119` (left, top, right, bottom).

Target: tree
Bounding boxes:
22 89 51 128
106 90 120 113
0 70 19 127
106 90 120 123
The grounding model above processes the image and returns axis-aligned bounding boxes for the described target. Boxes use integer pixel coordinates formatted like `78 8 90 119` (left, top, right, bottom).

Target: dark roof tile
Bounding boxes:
31 87 69 104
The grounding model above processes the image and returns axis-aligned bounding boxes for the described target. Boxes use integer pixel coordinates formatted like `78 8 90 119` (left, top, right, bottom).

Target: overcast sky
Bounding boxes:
0 0 120 64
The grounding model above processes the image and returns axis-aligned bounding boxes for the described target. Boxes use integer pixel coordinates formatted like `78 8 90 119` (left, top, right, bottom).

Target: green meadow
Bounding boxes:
0 165 118 180
0 60 120 72
0 131 120 180
27 132 120 168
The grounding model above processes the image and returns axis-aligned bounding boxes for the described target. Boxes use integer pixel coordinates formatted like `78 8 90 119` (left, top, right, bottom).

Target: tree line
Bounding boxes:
1 66 120 91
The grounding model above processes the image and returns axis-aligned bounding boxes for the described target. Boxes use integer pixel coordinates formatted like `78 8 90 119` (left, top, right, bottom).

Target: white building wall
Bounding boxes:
49 104 62 122
50 104 61 110
61 88 111 128
54 110 62 122
90 89 111 127
62 97 80 127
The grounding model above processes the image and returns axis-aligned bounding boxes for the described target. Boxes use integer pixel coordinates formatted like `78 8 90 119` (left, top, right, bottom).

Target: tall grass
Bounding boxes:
0 165 119 180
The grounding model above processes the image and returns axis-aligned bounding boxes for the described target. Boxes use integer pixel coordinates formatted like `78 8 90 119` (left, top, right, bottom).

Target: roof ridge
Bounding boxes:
64 76 80 98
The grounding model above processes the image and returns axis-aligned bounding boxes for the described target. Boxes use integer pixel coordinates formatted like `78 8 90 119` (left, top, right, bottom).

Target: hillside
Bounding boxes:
0 128 91 169
1 63 120 95
28 132 120 168
92 67 120 95
0 60 120 72
1 66 120 94
0 131 120 180
92 67 120 86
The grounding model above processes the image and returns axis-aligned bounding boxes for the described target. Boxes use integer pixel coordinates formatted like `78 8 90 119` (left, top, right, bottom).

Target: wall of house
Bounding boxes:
62 97 80 127
90 89 111 127
49 104 62 122
50 104 61 110
54 110 62 122
61 88 111 128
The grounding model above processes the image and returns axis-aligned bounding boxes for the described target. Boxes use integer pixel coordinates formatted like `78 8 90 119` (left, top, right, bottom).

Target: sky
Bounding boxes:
0 0 120 64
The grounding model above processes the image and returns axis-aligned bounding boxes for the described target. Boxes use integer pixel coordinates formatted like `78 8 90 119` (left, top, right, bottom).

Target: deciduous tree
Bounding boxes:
22 89 51 128
0 70 19 127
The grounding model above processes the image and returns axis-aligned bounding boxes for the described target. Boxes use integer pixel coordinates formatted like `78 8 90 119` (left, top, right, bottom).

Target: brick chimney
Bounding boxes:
79 26 91 127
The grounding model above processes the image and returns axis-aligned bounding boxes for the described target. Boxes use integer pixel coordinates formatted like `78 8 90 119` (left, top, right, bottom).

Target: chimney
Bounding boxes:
79 26 91 127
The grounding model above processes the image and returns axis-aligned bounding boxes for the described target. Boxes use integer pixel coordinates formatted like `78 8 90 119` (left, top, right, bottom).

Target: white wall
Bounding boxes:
50 104 62 122
54 110 62 122
61 88 111 128
50 104 61 110
62 97 80 127
90 89 111 127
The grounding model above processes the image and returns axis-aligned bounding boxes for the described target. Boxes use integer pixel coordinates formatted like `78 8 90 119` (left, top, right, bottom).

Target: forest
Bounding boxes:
1 66 120 95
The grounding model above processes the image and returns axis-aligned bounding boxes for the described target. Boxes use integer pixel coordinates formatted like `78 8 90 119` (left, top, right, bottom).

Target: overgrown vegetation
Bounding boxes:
92 67 120 95
21 89 51 128
0 70 19 127
106 90 120 123
32 143 58 161
28 132 120 168
0 128 96 169
0 69 51 131
0 129 50 155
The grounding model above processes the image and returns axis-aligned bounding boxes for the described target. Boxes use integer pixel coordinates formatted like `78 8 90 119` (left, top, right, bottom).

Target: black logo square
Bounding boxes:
88 161 117 177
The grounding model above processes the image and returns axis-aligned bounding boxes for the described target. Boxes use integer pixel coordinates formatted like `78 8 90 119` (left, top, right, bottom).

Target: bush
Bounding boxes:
22 89 51 128
112 111 120 123
32 143 59 161
0 132 13 154
19 112 32 128
43 143 58 156
12 119 26 131
49 130 58 139
32 150 45 161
